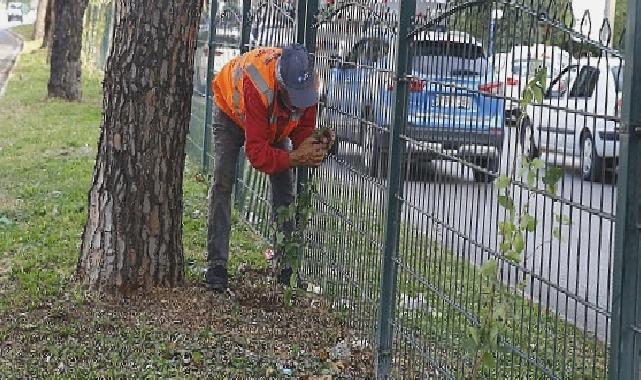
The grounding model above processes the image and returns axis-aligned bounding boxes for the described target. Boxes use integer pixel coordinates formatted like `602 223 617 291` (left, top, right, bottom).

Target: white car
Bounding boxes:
525 57 624 181
494 45 570 126
7 2 23 22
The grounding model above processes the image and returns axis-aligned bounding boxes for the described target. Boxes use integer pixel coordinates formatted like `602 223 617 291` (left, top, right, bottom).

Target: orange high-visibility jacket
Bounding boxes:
212 47 303 142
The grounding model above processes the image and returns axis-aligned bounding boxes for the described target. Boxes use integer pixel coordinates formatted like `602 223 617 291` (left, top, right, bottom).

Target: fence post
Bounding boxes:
294 0 319 210
202 0 218 171
234 0 254 209
609 0 641 378
240 0 252 54
376 0 415 377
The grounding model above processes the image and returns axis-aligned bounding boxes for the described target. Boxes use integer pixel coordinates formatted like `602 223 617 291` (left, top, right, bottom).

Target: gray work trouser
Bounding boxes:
206 106 295 268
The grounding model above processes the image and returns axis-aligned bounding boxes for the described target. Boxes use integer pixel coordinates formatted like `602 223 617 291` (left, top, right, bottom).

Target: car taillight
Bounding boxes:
479 81 503 95
615 98 623 117
505 77 519 86
388 78 425 92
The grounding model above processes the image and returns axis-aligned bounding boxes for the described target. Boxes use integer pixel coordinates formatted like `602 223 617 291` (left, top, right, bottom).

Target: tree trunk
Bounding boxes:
77 0 203 295
33 0 48 41
47 0 87 100
42 0 55 49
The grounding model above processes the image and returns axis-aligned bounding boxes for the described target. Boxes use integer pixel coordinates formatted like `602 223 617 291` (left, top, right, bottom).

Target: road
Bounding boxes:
0 8 29 97
330 125 615 341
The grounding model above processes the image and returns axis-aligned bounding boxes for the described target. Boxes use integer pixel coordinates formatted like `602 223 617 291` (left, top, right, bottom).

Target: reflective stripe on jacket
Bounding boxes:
212 47 303 143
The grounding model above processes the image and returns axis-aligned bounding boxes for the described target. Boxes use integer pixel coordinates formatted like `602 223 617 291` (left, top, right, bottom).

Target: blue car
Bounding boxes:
321 31 505 182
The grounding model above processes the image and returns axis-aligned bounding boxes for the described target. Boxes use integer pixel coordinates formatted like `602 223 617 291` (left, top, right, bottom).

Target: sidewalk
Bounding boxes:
0 27 22 97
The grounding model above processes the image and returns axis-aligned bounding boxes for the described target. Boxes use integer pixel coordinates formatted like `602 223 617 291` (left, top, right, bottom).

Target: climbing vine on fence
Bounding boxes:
464 66 570 378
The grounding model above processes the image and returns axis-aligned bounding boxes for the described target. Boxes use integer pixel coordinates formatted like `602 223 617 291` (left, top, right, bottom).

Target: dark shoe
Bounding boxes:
205 265 228 292
277 267 306 289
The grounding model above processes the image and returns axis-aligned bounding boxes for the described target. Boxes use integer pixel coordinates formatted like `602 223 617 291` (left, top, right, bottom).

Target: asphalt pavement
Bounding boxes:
0 9 27 97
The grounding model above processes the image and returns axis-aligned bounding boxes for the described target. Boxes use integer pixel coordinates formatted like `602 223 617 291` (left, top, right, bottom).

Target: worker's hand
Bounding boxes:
317 128 336 151
289 136 328 167
312 127 336 150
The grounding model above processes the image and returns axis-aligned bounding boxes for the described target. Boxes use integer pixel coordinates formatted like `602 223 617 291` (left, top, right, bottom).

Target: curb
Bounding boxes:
0 27 26 99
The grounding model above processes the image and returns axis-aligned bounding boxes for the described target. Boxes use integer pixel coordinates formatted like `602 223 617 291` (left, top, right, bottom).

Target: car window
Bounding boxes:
569 66 599 98
545 65 578 98
9 3 21 9
411 40 487 77
611 66 624 93
346 38 389 65
413 40 484 59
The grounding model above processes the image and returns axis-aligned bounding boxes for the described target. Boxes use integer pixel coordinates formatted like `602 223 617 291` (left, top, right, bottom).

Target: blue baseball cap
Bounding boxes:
277 43 319 109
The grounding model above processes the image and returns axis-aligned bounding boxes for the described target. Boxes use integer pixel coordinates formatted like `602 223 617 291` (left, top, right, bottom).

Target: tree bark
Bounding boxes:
47 0 88 100
77 0 203 295
33 0 48 41
42 0 55 50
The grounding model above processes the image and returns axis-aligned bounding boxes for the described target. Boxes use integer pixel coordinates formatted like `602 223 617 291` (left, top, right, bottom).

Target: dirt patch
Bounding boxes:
0 268 374 378
0 192 21 214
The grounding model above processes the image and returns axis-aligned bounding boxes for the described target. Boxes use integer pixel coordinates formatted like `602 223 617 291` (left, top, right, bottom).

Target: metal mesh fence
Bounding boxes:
188 0 641 378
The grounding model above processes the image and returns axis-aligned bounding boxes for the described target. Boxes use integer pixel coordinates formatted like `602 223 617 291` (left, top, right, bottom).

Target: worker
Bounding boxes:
205 43 335 292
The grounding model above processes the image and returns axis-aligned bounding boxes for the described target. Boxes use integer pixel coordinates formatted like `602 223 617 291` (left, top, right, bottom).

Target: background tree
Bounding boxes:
33 0 48 41
613 0 627 48
77 0 203 295
42 0 54 49
47 0 88 100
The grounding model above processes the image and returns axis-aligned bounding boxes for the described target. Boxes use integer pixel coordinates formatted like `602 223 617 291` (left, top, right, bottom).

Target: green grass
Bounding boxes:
0 26 376 378
9 24 33 39
0 30 267 310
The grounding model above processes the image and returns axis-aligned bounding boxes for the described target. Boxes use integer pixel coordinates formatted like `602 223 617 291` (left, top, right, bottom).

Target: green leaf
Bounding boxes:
481 351 496 370
480 259 497 279
494 304 507 322
496 175 511 189
527 170 537 188
276 232 285 246
536 66 548 84
498 221 514 236
506 251 521 263
462 336 478 355
531 158 546 170
542 167 563 187
532 86 544 103
489 323 500 347
513 233 525 254
521 89 533 108
552 227 561 240
521 214 537 232
498 195 514 211
469 326 481 346
284 287 293 306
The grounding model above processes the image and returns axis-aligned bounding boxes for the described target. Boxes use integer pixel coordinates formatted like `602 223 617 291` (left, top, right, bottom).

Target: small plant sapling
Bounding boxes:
274 163 316 306
465 66 571 379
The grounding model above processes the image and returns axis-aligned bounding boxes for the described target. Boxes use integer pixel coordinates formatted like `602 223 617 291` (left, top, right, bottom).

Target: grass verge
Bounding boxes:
253 161 609 379
0 26 373 377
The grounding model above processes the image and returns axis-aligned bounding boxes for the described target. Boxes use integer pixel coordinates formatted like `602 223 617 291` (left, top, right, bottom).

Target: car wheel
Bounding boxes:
473 159 499 183
580 134 605 182
362 126 387 178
